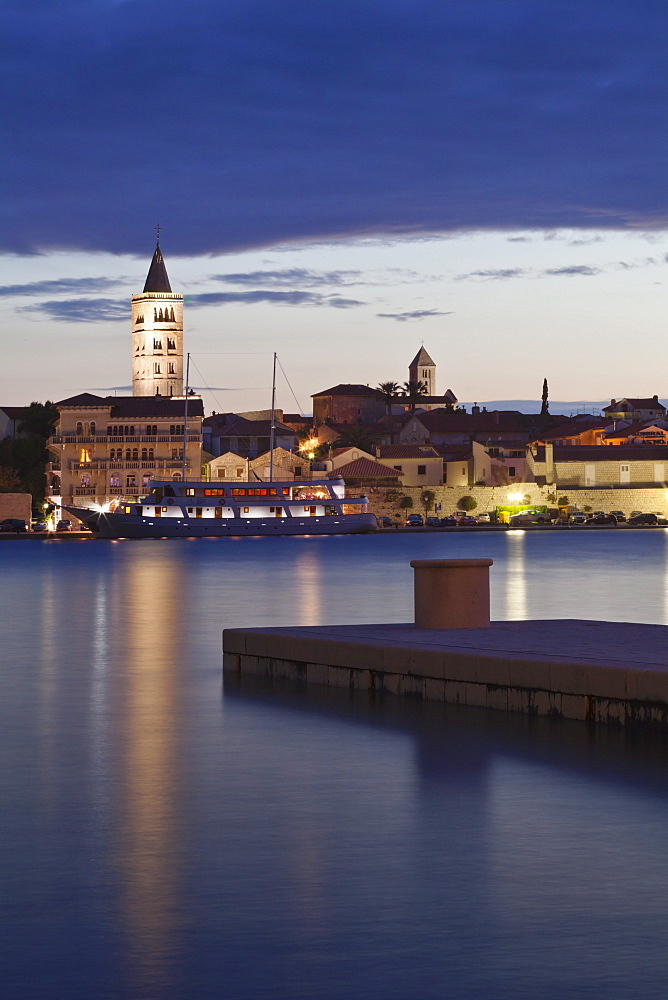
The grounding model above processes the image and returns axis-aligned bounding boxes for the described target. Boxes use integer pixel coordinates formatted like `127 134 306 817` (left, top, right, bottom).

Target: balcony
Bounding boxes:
75 488 97 496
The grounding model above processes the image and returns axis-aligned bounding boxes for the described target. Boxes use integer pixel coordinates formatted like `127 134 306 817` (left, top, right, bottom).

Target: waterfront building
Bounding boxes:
374 444 443 486
47 393 204 511
131 241 184 397
603 396 666 423
528 442 668 487
203 414 298 458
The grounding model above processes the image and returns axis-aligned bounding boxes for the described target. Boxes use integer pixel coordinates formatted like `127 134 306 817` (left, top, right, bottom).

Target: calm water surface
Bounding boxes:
2 531 668 999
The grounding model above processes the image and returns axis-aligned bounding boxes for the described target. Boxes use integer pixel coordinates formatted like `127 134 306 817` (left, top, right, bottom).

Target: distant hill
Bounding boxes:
459 400 668 416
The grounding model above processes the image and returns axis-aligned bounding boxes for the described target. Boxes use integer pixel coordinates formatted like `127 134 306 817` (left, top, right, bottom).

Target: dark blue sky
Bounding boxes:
4 0 668 256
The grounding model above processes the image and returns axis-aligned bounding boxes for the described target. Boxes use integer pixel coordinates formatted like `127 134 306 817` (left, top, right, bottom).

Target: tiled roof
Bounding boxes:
540 417 608 439
414 409 530 433
409 346 436 368
55 393 204 417
331 458 401 479
603 397 665 412
143 244 172 294
312 384 377 398
376 445 440 459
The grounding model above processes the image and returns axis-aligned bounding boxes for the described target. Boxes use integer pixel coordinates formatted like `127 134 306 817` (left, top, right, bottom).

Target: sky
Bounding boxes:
3 0 668 414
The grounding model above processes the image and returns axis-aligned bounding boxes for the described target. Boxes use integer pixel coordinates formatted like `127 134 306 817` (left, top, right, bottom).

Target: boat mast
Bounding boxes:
269 351 277 482
182 351 190 483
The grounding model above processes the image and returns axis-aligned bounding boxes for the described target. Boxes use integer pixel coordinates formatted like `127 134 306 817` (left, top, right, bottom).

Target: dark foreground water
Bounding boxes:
2 530 668 999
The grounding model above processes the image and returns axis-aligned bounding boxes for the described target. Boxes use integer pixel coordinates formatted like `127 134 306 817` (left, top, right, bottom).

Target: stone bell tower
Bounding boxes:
409 345 436 397
131 240 184 396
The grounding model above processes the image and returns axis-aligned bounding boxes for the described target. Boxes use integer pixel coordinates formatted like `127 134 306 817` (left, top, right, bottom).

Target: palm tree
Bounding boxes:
375 381 400 443
402 379 428 414
334 423 378 454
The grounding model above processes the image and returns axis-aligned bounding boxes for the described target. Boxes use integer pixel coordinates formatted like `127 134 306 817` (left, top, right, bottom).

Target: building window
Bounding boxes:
153 339 162 350
508 466 516 477
90 422 96 436
168 363 175 374
167 339 176 350
294 466 302 477
154 363 161 374
132 448 138 460
126 476 136 487
76 422 83 435
141 448 147 459
148 448 154 459
394 465 403 472
126 449 131 460
110 475 120 487
417 465 426 475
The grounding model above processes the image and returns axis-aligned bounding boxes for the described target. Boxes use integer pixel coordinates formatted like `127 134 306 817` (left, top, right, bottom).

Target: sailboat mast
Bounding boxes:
182 352 190 483
269 352 277 482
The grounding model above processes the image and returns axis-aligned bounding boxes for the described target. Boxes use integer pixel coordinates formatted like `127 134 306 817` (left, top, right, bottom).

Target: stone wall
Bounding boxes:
363 482 668 519
0 493 32 522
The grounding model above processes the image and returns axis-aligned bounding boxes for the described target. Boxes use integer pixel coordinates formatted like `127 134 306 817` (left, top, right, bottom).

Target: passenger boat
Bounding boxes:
62 477 377 538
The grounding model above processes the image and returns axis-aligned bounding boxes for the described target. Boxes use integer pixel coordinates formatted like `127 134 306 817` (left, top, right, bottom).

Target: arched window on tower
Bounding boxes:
154 308 158 321
170 307 175 321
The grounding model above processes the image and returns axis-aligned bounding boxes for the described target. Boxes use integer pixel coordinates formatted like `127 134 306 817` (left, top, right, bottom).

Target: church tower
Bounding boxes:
132 240 184 396
409 346 436 397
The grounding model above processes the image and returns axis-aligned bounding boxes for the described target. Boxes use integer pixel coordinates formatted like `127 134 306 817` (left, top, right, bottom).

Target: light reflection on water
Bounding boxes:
2 532 668 998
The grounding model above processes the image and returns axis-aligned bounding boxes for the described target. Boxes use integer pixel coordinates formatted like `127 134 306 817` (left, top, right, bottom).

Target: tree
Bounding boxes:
458 495 477 511
0 467 22 492
421 489 436 515
401 379 428 414
540 378 549 416
18 401 58 439
399 495 413 510
334 423 378 453
375 381 400 443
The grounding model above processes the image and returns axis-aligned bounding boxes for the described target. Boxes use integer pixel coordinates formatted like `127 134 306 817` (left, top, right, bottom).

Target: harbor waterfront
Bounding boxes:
4 532 668 998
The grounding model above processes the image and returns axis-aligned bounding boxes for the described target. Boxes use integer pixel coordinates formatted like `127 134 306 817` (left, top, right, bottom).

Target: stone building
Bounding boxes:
408 346 436 396
528 443 668 488
48 393 204 509
131 241 184 397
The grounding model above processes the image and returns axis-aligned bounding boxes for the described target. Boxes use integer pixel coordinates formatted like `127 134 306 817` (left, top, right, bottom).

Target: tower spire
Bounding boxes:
143 240 172 293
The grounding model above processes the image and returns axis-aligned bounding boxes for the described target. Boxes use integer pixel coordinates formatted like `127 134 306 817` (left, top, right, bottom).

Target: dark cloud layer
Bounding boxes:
3 0 668 256
20 299 130 322
210 269 362 287
0 277 124 297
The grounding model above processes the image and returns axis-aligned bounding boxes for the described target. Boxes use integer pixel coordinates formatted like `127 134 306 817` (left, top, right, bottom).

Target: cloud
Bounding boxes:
543 265 601 277
377 309 452 322
19 298 129 322
5 1 668 255
455 268 526 281
0 277 125 297
210 268 362 287
187 290 364 308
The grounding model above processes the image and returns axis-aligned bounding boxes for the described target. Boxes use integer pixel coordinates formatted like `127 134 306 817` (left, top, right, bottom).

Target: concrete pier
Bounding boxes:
223 619 668 727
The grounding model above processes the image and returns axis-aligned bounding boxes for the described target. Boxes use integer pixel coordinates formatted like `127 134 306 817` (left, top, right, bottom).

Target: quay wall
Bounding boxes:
365 484 668 520
223 622 668 729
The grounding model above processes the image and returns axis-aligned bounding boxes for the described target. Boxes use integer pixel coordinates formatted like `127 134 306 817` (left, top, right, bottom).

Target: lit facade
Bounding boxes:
132 243 184 397
47 393 204 510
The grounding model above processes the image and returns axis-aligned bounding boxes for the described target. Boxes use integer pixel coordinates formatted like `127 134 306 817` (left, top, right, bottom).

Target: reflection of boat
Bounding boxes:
63 477 377 538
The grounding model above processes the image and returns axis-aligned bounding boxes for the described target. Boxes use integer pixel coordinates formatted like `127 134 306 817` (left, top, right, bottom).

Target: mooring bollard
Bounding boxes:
410 558 493 629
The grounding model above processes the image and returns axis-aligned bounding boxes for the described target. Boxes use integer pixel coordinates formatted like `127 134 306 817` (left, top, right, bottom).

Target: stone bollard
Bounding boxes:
410 558 493 629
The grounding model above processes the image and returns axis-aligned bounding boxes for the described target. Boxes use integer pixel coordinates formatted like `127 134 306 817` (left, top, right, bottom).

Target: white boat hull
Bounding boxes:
64 508 378 539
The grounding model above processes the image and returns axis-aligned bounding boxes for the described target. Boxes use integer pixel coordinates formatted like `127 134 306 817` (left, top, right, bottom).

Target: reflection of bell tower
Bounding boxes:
132 240 184 397
409 345 436 397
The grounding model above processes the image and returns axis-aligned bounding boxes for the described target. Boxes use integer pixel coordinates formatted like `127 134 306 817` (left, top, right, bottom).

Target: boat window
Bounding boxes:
164 486 175 497
243 507 249 513
187 508 194 514
203 488 226 496
214 507 222 518
150 487 163 501
196 508 203 518
230 489 246 496
247 489 267 496
282 488 290 496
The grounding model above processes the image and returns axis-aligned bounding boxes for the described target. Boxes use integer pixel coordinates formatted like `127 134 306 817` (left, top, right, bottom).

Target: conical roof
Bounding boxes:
143 244 172 293
409 346 435 368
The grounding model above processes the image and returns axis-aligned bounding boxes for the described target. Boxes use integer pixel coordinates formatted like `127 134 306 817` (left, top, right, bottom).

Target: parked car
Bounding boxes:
570 512 587 524
629 511 643 519
406 514 424 526
0 518 27 533
56 519 72 531
476 512 491 522
628 513 659 525
610 510 627 522
31 521 48 532
509 509 554 526
457 515 478 526
439 516 458 526
426 516 441 527
586 513 617 525
378 516 393 528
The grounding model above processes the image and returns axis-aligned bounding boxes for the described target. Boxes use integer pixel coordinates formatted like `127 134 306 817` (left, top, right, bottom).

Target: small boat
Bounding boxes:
62 477 377 538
